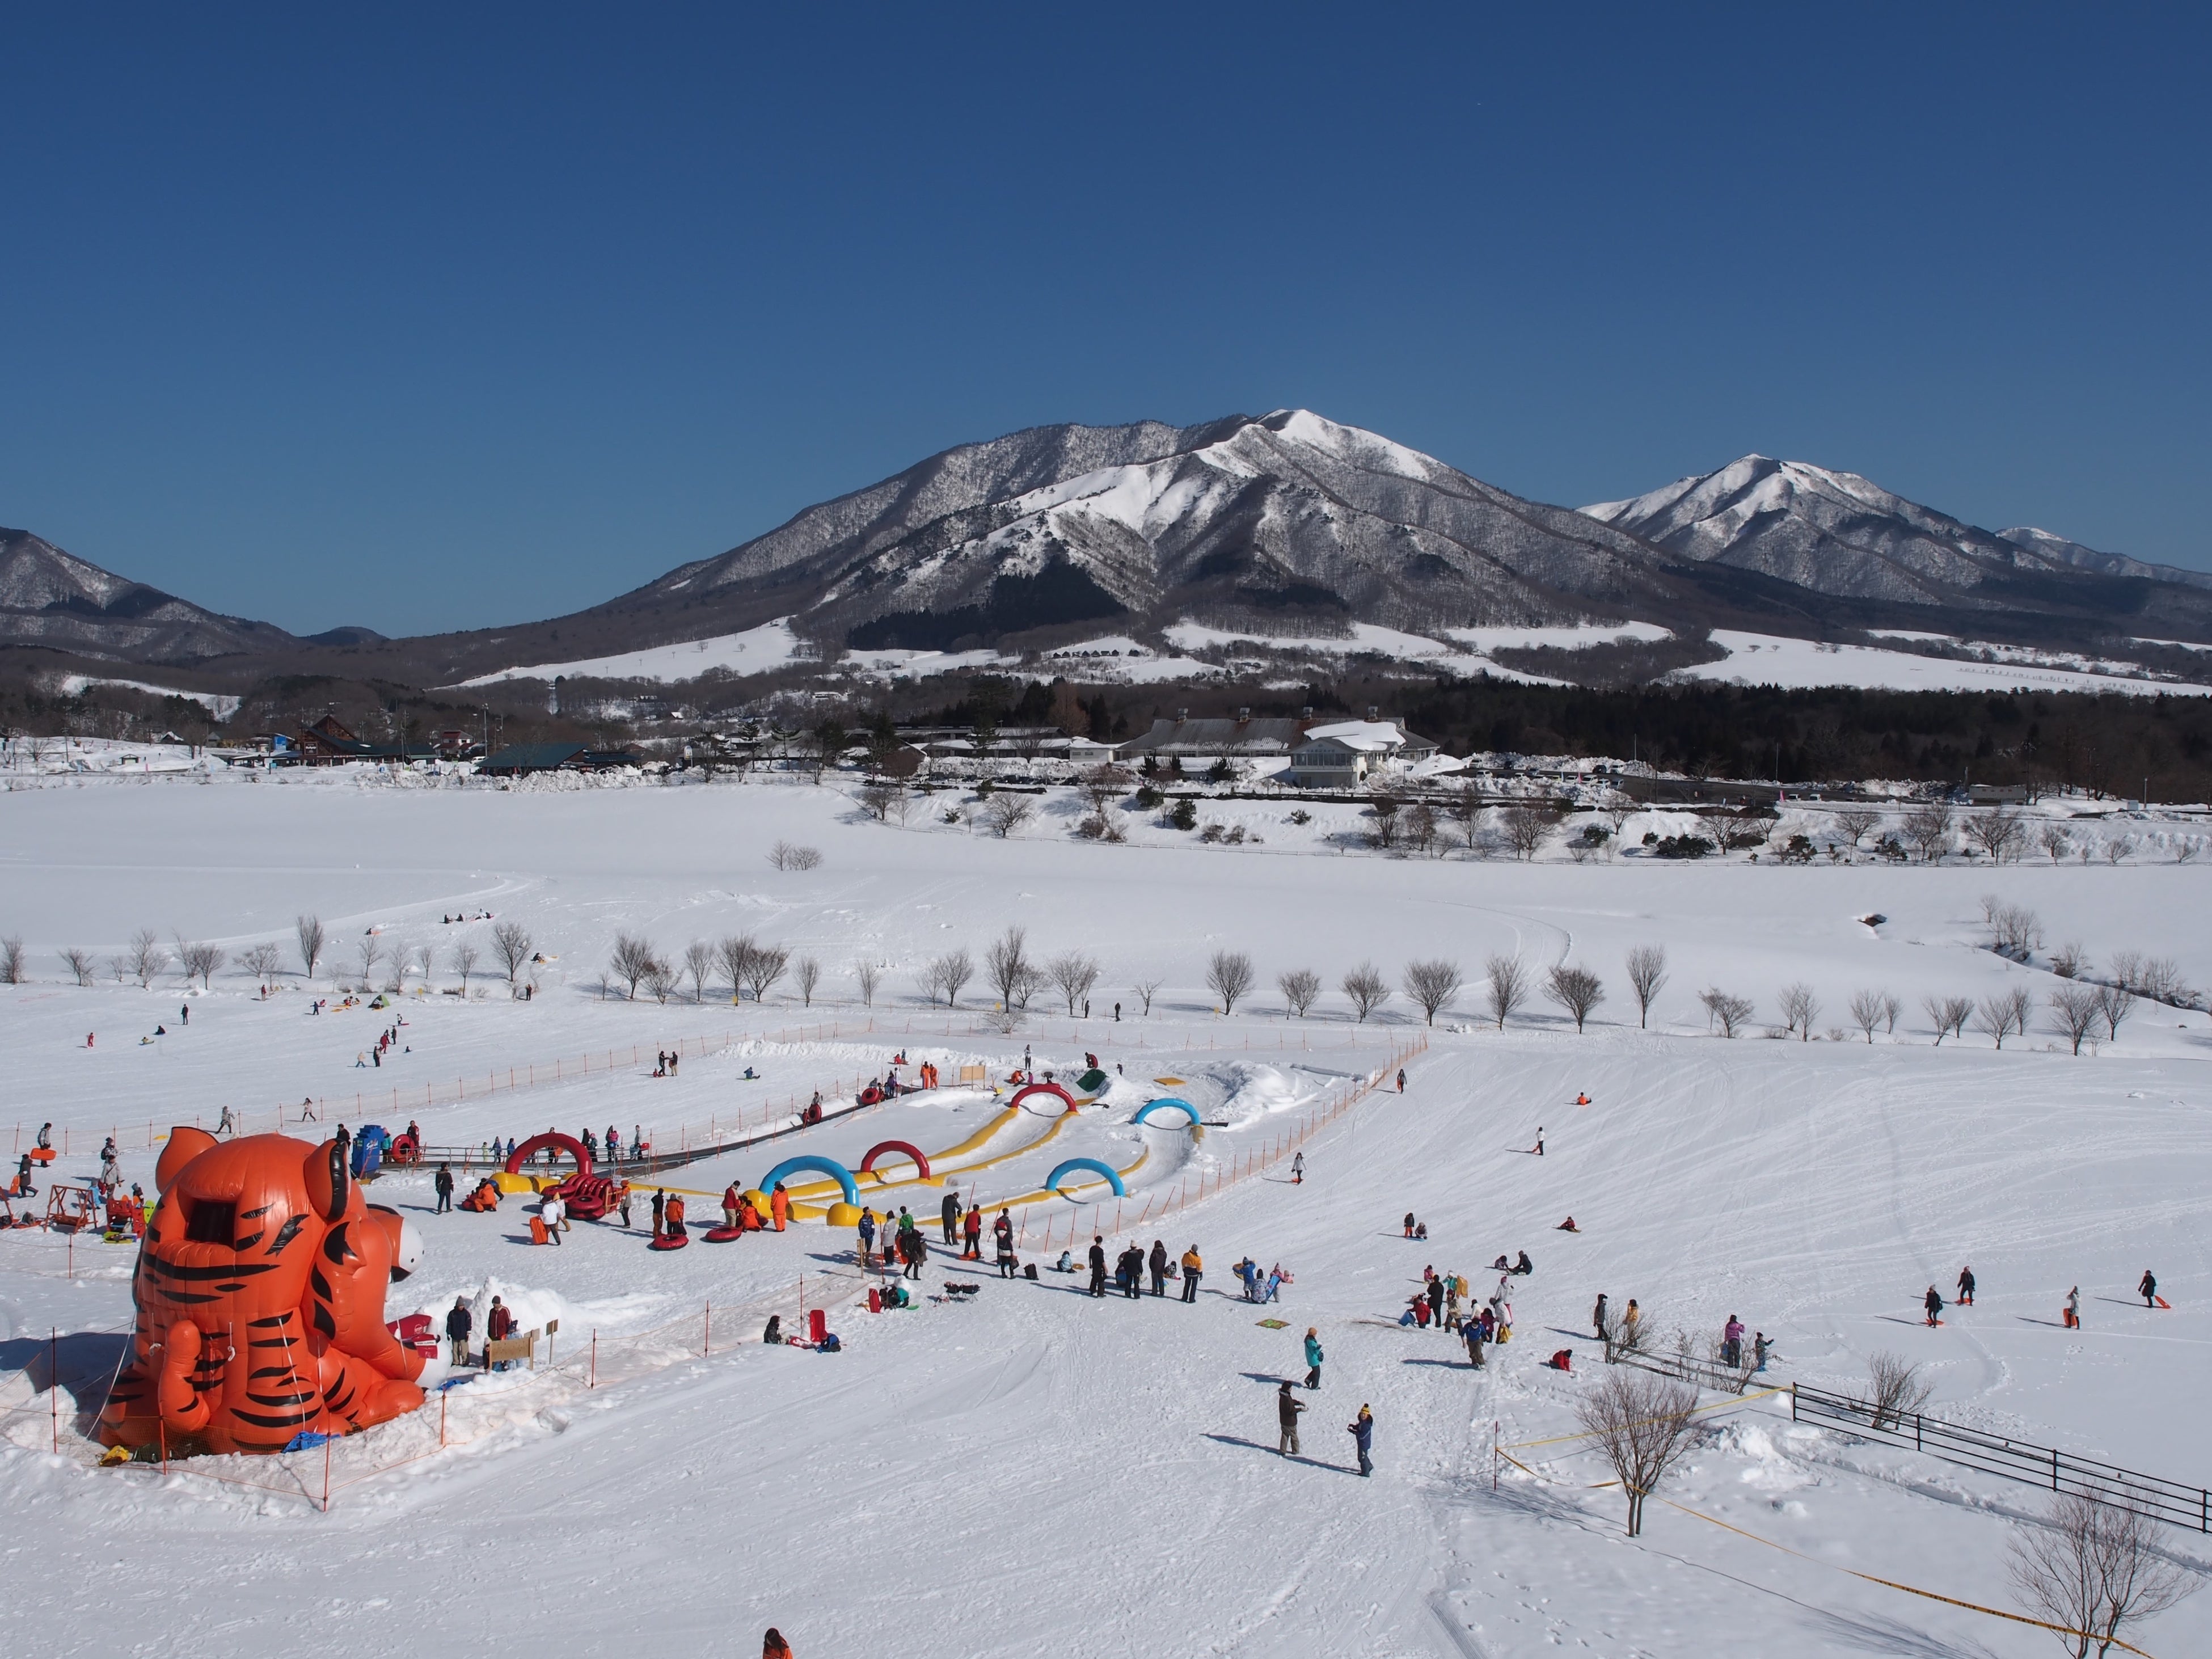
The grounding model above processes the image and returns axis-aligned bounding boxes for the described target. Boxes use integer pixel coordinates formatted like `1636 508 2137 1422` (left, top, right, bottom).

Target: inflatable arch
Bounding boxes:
1011 1082 1077 1115
859 1141 932 1183
505 1132 592 1176
1132 1097 1200 1128
758 1155 860 1208
1044 1157 1126 1198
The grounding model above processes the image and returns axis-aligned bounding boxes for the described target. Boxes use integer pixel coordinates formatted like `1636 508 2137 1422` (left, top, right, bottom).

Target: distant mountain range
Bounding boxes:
6 413 2211 694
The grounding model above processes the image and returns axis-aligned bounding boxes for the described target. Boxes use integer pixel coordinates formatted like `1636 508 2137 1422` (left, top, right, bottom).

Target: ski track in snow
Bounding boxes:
1 777 2210 1656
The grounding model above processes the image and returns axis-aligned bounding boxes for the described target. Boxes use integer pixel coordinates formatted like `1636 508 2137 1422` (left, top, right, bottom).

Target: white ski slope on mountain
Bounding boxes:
3 777 2210 1657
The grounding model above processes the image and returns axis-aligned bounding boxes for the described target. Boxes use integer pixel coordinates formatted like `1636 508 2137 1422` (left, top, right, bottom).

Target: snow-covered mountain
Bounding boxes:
1583 456 2212 611
582 409 1682 657
0 528 302 663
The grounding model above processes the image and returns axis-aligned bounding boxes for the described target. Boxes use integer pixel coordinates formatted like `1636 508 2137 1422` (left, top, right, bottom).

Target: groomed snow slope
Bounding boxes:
1671 629 2212 697
3 778 2210 1657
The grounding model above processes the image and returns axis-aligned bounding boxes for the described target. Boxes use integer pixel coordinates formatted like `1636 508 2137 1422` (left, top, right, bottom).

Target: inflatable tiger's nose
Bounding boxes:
99 1129 426 1456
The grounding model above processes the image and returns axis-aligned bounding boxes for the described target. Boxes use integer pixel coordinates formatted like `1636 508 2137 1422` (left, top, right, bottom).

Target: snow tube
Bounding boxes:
648 1230 689 1251
505 1132 590 1177
757 1155 859 1208
1044 1157 1126 1198
387 1132 420 1166
704 1224 746 1243
859 1141 931 1183
1011 1082 1077 1115
1132 1097 1200 1128
857 1085 884 1107
555 1171 623 1221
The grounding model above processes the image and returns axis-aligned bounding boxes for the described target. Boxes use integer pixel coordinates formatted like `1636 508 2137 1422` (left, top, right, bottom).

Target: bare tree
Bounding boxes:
412 939 436 985
1194 949 1249 1015
440 939 474 994
1989 902 2043 957
2049 940 2087 979
683 940 713 1003
1624 944 1668 1029
1699 987 1754 1037
1922 994 1973 1044
986 929 1035 1011
1341 962 1391 1023
980 793 1035 838
1901 800 1956 862
717 935 755 1003
1484 953 1530 1029
2010 1489 2200 1658
1882 991 1902 1034
640 960 677 1003
1544 964 1606 1032
794 956 821 1007
854 960 882 1007
2049 985 2102 1055
296 914 327 980
1129 977 1163 1017
1860 1350 1934 1432
1975 986 2032 1049
1277 968 1322 1018
1848 988 1886 1043
1966 806 2027 863
1052 951 1104 1016
857 782 902 822
126 927 169 988
60 946 98 986
0 936 24 983
1576 1370 1699 1537
2104 834 2133 865
2093 982 2135 1042
2038 821 2072 863
1778 982 1818 1040
1832 805 1882 849
743 943 793 1004
492 921 534 993
609 932 657 999
1402 959 1463 1025
767 840 824 870
1498 804 1556 862
351 934 382 990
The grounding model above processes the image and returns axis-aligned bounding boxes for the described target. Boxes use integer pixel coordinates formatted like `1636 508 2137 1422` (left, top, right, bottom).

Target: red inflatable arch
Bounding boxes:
859 1141 932 1182
1010 1081 1078 1115
505 1133 592 1177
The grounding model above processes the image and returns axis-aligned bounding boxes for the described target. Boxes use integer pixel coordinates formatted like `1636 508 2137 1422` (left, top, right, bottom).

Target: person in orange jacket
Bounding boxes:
770 1183 790 1230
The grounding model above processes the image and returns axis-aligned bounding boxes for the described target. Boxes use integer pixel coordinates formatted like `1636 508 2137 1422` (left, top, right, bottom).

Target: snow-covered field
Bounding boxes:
4 772 2210 1656
1671 630 2212 698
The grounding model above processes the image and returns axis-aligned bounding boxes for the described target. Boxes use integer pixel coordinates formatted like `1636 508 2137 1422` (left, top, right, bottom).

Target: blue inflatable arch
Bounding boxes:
1043 1157 1126 1198
1132 1097 1200 1128
758 1155 860 1207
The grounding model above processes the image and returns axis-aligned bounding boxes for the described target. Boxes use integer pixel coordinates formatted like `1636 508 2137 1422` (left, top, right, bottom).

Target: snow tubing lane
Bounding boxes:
506 1132 593 1177
758 1155 860 1207
1132 1098 1200 1128
1044 1158 1126 1198
859 1141 932 1182
648 1231 689 1250
1011 1082 1077 1115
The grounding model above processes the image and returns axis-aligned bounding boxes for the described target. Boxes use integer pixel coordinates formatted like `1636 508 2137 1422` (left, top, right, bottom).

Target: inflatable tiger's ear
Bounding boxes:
155 1126 218 1195
305 1138 350 1222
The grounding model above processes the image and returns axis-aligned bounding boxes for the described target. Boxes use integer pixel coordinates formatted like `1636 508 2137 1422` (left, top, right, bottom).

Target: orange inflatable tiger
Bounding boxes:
99 1128 427 1455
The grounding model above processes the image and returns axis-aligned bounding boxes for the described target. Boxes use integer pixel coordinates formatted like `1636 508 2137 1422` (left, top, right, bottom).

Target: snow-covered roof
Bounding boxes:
1298 720 1412 752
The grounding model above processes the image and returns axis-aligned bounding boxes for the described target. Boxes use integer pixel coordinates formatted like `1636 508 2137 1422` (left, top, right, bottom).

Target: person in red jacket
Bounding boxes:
963 1204 983 1260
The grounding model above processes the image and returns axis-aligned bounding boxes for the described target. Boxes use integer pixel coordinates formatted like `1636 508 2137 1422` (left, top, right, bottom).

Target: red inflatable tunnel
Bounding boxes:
1010 1082 1077 1116
505 1133 592 1177
859 1141 932 1183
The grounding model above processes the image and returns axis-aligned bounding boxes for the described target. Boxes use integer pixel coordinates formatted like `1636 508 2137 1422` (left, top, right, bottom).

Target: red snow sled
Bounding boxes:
704 1223 747 1242
648 1230 689 1251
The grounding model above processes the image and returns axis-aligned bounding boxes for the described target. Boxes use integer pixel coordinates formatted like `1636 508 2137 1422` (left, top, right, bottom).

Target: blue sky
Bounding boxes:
2 7 2205 636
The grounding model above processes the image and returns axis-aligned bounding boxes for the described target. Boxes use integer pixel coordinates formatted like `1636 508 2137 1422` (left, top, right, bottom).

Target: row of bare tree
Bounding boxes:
0 914 537 997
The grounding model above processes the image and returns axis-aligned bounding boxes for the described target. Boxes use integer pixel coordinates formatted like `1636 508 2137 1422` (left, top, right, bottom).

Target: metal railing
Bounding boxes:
1791 1383 2211 1533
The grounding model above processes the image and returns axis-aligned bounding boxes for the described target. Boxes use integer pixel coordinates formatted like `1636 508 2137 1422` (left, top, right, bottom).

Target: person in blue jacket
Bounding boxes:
1348 1405 1373 1476
1303 1328 1323 1389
